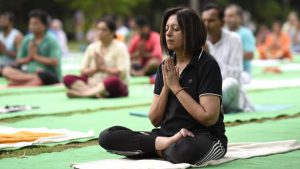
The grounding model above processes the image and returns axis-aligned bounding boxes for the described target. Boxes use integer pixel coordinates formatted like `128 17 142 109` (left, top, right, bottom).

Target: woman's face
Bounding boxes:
165 15 183 52
97 21 114 42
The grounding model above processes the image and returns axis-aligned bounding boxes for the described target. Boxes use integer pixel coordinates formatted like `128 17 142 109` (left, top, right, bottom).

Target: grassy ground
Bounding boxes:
0 51 300 168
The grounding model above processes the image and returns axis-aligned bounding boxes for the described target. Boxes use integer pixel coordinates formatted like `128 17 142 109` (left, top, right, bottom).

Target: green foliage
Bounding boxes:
213 0 292 27
58 0 150 20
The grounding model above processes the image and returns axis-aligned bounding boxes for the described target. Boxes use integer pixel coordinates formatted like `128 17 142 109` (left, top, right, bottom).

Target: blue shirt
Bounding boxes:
237 26 255 74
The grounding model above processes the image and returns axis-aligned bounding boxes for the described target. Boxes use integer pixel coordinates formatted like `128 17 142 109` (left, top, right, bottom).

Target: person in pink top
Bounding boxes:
128 16 162 76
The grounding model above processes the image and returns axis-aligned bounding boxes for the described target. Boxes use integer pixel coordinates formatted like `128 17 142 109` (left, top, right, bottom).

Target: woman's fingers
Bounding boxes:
180 128 195 138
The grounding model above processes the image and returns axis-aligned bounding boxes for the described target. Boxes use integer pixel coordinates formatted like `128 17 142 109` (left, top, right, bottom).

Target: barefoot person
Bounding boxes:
128 16 162 76
1 9 61 86
202 3 254 113
63 18 130 98
99 7 227 164
0 12 23 68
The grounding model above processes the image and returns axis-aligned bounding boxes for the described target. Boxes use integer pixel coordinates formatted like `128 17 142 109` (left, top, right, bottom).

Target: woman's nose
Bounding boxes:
166 28 172 36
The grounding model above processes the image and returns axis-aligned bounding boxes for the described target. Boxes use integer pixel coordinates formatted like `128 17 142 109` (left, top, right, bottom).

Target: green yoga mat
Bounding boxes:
2 86 299 149
1 118 300 169
0 84 154 120
129 104 295 117
0 77 150 96
1 86 300 126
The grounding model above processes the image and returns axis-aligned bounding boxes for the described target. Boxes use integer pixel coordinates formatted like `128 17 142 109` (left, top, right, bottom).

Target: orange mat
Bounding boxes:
0 131 63 144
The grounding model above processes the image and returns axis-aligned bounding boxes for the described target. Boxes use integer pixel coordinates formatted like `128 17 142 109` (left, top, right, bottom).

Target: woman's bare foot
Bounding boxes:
155 128 194 151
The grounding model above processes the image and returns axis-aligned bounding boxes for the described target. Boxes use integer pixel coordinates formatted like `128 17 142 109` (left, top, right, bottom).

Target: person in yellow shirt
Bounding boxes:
63 17 130 98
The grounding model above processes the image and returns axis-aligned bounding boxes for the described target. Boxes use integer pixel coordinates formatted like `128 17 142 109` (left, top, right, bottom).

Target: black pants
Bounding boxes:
99 126 226 165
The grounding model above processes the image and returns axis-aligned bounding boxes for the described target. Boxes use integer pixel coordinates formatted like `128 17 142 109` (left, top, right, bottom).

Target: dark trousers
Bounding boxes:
99 126 226 165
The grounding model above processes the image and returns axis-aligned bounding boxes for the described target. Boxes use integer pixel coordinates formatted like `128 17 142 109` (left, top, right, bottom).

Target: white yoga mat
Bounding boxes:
245 78 300 91
0 126 94 150
71 140 300 169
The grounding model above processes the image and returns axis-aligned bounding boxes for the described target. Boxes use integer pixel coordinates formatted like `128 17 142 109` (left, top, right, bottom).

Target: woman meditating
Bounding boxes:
63 18 130 98
99 7 227 164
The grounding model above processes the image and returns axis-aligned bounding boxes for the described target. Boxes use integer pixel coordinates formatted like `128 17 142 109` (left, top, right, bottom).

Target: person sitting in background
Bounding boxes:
86 21 98 44
0 12 23 68
115 16 129 42
63 17 130 98
224 4 256 84
128 16 162 76
50 19 69 57
1 9 61 86
256 24 270 47
202 3 254 113
258 20 292 60
283 11 300 54
291 22 300 53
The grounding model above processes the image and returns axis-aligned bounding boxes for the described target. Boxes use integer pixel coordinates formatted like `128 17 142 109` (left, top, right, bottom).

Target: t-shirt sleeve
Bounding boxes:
197 59 222 98
153 63 164 95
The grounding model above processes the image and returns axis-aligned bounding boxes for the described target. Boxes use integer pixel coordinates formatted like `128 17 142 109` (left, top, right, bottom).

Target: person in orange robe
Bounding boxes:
258 20 292 60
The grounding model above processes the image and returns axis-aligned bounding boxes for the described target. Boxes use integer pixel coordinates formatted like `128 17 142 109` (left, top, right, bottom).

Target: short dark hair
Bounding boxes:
29 9 49 26
98 17 117 32
1 12 15 23
135 16 150 28
226 4 243 18
202 3 224 20
160 7 207 55
273 19 283 27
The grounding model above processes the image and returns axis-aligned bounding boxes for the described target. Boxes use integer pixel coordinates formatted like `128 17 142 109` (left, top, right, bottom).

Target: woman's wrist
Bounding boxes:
170 84 182 94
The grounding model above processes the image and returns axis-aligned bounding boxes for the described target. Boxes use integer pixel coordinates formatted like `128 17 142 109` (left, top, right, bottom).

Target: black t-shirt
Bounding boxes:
154 49 228 148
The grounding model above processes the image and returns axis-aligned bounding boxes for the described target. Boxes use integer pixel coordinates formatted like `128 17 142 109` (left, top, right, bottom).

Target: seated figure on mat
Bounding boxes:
0 12 23 68
128 16 162 76
99 7 227 165
1 9 61 86
63 17 130 98
258 20 292 60
202 3 255 113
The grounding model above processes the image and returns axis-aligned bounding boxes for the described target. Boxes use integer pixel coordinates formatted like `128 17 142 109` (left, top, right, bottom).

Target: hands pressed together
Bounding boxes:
162 57 182 94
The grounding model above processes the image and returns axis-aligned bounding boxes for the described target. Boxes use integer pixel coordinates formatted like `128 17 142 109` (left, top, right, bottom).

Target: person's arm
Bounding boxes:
148 64 169 126
244 52 254 60
171 88 220 127
33 55 58 66
148 87 169 127
16 56 32 65
0 33 23 59
32 39 60 66
243 30 256 60
16 37 32 65
81 68 97 76
80 45 96 76
164 57 221 127
128 35 139 59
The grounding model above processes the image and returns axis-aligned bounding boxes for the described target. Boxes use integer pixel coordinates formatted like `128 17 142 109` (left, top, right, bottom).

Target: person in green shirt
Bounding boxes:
0 9 61 86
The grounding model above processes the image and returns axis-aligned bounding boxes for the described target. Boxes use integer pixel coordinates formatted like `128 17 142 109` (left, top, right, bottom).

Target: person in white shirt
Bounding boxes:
50 19 69 57
202 3 254 113
0 12 23 68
